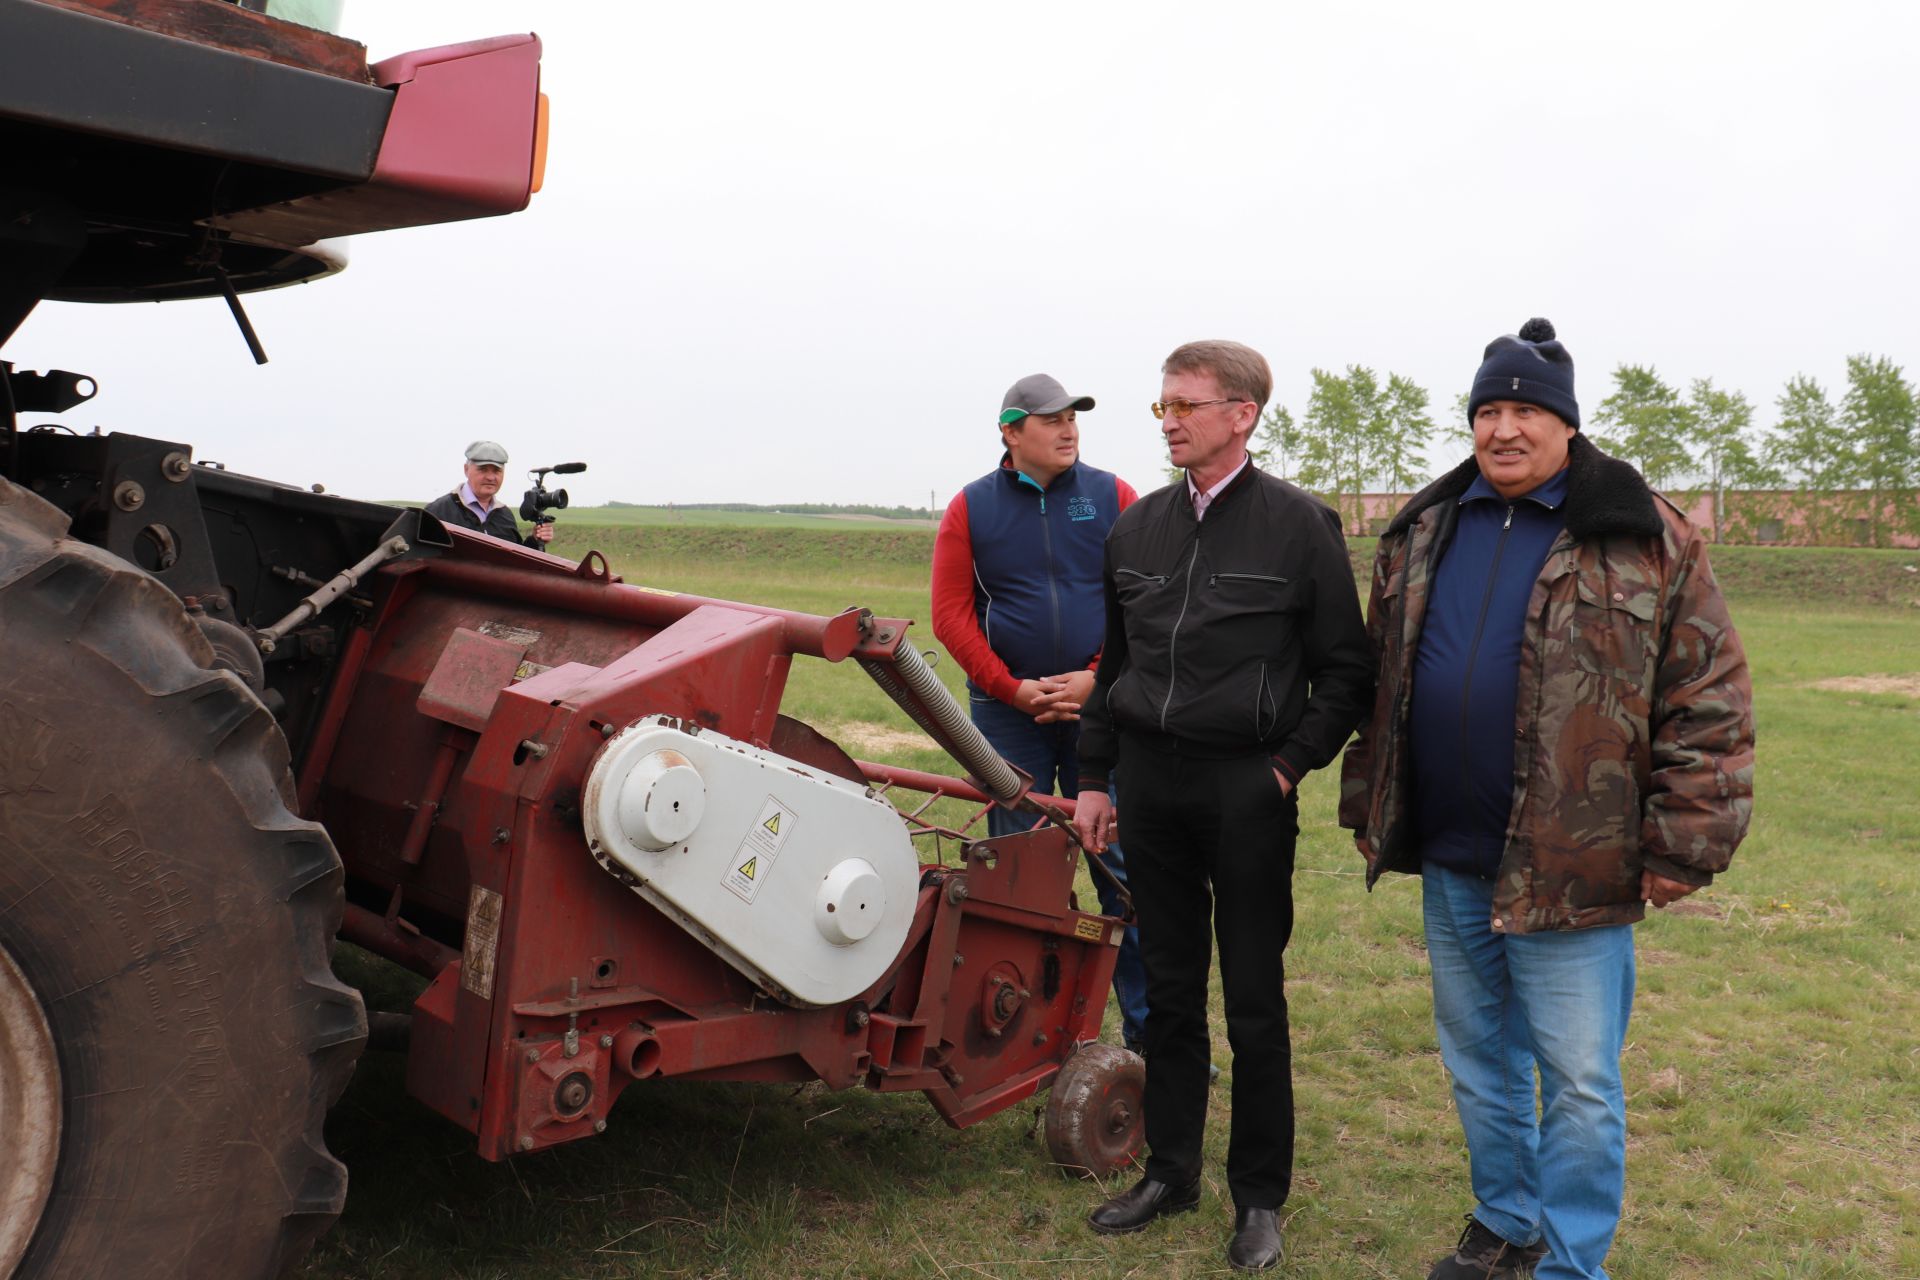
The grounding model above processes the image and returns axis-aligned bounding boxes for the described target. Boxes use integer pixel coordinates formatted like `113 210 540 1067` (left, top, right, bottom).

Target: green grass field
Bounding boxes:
528 505 935 531
303 528 1920 1280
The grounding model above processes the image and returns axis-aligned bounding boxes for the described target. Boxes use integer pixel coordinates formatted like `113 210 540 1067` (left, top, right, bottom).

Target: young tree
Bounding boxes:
1840 354 1919 546
1590 364 1692 489
1254 403 1301 480
1295 365 1435 532
1762 375 1851 543
1443 391 1474 452
1683 378 1765 543
1295 367 1369 531
1765 374 1848 489
1373 374 1434 500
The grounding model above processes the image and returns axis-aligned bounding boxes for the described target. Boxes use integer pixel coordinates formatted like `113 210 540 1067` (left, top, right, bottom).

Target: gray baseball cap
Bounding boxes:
465 440 508 466
999 373 1095 425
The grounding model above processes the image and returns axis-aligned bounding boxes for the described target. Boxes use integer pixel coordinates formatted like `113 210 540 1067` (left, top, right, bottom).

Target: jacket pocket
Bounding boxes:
1570 574 1659 694
1114 565 1168 606
1204 569 1302 662
1206 570 1298 616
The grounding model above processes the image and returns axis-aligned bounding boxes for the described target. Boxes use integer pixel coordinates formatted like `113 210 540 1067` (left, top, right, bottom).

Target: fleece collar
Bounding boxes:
1385 434 1663 541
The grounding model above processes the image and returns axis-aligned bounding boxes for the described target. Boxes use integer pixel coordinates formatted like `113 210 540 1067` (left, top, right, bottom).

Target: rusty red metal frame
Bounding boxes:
313 529 1120 1159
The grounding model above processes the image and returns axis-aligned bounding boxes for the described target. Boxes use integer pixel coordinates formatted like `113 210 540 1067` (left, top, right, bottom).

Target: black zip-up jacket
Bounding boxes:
423 490 544 548
1076 463 1373 791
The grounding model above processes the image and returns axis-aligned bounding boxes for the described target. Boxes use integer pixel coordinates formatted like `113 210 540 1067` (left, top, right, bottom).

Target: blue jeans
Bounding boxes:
970 693 1148 1047
1422 864 1636 1280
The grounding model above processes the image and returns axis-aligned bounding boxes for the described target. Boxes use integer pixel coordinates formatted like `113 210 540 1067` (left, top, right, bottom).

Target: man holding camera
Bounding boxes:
424 440 554 548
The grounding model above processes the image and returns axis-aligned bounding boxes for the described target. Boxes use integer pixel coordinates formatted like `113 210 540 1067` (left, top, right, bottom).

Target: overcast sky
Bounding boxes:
9 1 1918 508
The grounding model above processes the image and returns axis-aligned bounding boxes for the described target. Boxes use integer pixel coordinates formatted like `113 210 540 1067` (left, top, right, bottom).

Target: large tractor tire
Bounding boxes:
0 477 365 1278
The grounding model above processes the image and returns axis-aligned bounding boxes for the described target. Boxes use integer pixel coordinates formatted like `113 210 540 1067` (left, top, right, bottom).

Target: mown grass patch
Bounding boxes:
306 542 1920 1279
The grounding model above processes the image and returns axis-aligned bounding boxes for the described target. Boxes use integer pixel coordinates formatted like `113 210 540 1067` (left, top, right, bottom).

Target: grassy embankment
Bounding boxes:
307 524 1920 1280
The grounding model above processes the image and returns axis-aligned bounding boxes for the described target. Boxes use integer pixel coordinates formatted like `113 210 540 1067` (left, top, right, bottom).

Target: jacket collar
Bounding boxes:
1385 434 1663 540
1182 454 1260 517
999 450 1077 493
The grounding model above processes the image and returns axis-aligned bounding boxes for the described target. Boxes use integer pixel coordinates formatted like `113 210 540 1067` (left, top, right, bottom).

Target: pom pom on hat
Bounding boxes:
1517 317 1556 343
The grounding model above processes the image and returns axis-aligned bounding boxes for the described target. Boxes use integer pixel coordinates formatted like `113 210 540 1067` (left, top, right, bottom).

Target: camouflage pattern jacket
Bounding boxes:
1338 436 1755 933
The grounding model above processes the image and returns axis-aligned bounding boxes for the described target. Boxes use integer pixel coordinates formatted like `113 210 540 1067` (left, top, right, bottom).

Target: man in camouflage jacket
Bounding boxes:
1339 319 1753 1280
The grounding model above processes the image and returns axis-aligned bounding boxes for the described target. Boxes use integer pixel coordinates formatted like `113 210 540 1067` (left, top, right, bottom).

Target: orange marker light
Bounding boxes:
530 91 549 194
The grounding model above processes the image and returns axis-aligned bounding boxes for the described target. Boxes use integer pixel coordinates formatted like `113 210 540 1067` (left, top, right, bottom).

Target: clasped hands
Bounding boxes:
1013 669 1096 724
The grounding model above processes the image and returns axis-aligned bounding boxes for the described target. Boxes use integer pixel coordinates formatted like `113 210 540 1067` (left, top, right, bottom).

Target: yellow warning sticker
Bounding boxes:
749 796 796 855
722 796 799 905
1073 917 1105 943
723 838 765 904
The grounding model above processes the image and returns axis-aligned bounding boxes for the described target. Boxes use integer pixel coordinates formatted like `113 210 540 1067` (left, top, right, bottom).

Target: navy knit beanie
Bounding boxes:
1467 317 1579 431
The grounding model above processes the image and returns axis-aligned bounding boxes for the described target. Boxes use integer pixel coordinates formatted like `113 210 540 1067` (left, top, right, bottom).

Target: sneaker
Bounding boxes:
1427 1215 1546 1279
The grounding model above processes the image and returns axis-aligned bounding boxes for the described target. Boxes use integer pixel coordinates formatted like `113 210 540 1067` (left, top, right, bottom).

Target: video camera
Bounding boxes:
521 461 587 525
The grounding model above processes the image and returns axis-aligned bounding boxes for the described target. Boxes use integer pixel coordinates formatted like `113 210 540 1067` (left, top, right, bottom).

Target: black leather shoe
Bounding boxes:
1087 1176 1201 1235
1227 1206 1283 1271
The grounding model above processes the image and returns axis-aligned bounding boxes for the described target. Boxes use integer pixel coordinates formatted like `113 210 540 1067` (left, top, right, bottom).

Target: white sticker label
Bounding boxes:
721 796 798 904
723 838 765 903
750 796 796 855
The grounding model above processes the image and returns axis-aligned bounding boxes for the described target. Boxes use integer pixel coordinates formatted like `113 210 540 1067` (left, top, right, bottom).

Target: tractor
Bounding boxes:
0 3 1143 1276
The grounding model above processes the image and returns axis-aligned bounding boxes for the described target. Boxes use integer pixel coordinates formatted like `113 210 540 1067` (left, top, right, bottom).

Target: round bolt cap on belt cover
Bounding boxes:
814 859 885 946
617 749 706 852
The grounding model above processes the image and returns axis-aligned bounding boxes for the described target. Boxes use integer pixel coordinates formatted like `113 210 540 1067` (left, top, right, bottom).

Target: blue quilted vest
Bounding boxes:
960 457 1121 694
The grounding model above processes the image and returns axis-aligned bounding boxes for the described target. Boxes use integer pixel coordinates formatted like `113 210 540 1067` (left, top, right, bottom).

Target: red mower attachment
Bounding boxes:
314 526 1144 1171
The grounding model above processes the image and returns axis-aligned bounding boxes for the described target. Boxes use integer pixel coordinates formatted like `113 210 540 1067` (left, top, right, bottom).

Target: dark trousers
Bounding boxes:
1116 736 1300 1210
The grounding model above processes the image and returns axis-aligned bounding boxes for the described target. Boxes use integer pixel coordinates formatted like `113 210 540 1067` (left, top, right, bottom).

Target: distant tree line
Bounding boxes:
607 501 934 520
1219 354 1917 547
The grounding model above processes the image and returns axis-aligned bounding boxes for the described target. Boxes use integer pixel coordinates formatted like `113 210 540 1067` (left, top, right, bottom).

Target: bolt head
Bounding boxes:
517 1135 534 1151
526 1048 540 1063
594 1119 608 1133
599 1034 613 1048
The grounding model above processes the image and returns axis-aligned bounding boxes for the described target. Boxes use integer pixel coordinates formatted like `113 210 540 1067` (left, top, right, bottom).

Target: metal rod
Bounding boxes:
397 736 463 866
215 267 269 365
256 535 409 652
339 902 460 977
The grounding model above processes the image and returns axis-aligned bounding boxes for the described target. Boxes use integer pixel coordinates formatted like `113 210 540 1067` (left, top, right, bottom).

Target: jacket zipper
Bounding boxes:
1039 490 1063 673
1209 571 1290 586
1115 567 1167 584
1159 540 1200 731
1457 504 1516 797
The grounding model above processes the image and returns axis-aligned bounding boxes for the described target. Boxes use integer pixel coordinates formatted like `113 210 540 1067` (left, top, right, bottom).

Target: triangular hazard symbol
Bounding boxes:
763 813 781 837
737 856 757 880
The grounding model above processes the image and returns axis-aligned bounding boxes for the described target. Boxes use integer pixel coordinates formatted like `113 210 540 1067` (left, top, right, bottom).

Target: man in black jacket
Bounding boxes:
423 440 553 549
1073 340 1372 1272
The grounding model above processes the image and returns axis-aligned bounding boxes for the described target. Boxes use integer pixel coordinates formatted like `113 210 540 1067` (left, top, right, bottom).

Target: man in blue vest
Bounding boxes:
931 372 1148 1054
